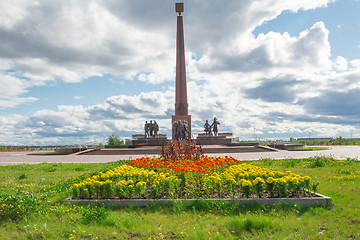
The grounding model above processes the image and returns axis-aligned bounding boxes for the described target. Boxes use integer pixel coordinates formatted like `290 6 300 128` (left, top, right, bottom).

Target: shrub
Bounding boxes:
265 177 275 197
240 179 252 198
253 177 265 198
311 181 320 192
308 156 335 168
80 204 110 224
0 191 43 221
18 173 28 180
161 140 204 162
227 215 273 234
107 133 124 146
276 178 288 197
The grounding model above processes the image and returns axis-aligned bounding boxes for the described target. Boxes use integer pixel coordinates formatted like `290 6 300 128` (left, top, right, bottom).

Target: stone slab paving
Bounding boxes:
208 145 360 160
0 146 359 165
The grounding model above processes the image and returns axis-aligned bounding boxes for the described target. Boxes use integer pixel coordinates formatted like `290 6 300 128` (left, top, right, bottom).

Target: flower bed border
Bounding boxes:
64 192 332 208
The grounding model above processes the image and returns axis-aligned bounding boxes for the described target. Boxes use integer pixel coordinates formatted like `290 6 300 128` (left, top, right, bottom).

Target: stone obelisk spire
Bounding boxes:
175 2 188 116
172 2 191 139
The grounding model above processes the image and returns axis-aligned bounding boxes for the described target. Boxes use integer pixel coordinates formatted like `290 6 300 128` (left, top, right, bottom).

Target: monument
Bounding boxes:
172 3 191 140
132 3 235 145
101 3 265 151
132 119 166 143
197 117 235 144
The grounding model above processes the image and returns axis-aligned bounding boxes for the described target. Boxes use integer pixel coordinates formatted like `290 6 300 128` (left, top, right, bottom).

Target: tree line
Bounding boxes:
296 136 360 146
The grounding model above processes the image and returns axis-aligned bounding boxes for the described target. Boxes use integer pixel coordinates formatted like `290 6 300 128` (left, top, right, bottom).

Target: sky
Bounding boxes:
1 0 360 146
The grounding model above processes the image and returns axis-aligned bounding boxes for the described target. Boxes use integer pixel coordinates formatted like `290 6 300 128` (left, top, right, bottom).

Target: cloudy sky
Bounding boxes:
1 0 360 145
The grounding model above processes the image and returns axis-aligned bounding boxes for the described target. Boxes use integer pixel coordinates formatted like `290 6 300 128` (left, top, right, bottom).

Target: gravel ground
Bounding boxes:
0 146 359 165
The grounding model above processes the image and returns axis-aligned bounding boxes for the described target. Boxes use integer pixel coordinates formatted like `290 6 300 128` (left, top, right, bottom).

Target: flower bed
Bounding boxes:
71 155 319 200
70 141 320 200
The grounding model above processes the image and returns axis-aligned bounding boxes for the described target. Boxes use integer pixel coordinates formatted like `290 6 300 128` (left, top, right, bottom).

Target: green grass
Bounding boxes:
288 147 331 151
1 158 360 239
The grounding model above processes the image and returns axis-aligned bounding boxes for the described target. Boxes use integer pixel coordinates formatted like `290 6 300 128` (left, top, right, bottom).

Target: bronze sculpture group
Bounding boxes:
204 117 220 136
173 120 189 140
143 117 220 140
144 120 159 138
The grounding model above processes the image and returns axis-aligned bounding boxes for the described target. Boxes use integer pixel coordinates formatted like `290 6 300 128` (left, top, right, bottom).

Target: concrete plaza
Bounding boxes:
0 146 359 165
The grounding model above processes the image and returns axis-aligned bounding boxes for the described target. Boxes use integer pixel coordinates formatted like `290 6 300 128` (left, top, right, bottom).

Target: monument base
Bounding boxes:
197 132 233 138
132 134 167 140
196 132 236 145
195 138 234 145
131 134 168 146
172 115 191 139
132 138 168 147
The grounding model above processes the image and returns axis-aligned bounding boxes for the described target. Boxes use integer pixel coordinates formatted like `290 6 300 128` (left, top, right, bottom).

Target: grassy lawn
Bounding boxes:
287 147 331 151
1 158 359 239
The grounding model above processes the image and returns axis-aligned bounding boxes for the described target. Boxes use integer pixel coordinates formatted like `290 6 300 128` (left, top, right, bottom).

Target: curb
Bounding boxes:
64 192 332 208
257 145 278 152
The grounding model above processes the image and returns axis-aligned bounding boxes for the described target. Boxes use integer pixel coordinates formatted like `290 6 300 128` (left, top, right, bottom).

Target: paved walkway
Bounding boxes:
0 146 359 165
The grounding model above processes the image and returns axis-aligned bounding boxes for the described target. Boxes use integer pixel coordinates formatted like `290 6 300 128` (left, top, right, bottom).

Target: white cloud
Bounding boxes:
0 74 28 97
0 91 175 145
0 72 38 108
0 0 174 86
0 0 33 29
88 91 173 120
196 21 331 76
0 0 334 88
2 0 360 145
332 56 348 71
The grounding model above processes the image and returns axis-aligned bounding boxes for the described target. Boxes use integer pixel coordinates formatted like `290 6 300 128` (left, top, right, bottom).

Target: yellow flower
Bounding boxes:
136 181 146 187
126 180 134 185
253 177 265 185
242 180 252 187
304 176 311 181
266 177 274 184
277 178 287 184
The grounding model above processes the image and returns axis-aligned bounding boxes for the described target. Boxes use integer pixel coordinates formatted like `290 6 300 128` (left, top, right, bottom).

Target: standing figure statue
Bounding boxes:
149 120 154 137
182 120 189 140
204 120 212 136
211 117 220 136
144 121 149 138
172 121 177 140
153 120 159 138
173 120 189 140
175 120 183 140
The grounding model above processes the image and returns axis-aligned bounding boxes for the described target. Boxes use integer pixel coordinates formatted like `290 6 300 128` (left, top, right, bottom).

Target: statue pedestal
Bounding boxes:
132 134 167 140
197 133 233 138
132 134 168 146
172 115 191 140
196 132 235 145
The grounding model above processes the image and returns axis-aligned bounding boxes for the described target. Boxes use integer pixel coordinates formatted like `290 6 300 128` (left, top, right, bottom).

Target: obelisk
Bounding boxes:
172 2 191 139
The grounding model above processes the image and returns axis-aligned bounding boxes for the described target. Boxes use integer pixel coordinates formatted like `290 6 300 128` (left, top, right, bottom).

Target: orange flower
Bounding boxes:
125 155 242 174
